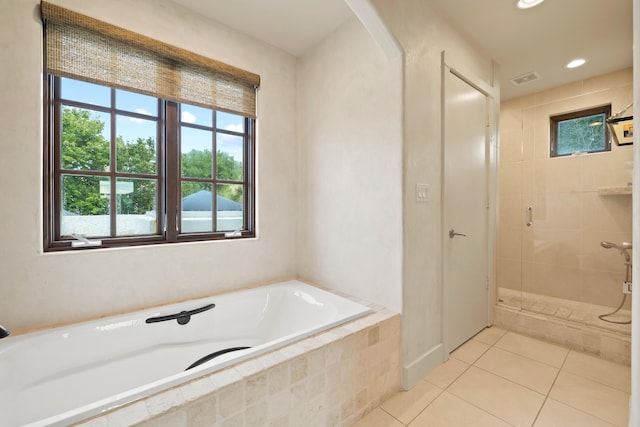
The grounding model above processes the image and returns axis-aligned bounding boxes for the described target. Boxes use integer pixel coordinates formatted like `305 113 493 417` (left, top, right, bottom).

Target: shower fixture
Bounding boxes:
599 241 632 324
600 241 632 262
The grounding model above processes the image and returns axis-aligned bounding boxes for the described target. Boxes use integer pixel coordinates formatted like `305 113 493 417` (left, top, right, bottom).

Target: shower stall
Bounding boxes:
496 68 633 362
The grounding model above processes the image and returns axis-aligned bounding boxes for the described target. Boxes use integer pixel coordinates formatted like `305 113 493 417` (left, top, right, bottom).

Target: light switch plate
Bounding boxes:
416 183 430 202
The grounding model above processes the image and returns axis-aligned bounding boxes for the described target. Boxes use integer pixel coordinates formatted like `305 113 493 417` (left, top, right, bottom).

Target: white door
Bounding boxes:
443 68 490 352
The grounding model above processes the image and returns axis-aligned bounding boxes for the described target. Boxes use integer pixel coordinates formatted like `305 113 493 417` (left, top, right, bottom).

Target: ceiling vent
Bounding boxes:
510 71 542 86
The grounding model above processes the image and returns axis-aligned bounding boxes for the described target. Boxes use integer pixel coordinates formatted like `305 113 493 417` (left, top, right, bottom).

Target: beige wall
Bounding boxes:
297 16 403 314
369 0 496 386
499 68 633 308
0 0 299 332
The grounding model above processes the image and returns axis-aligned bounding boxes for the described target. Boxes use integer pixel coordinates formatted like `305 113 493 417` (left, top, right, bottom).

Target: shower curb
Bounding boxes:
493 305 631 366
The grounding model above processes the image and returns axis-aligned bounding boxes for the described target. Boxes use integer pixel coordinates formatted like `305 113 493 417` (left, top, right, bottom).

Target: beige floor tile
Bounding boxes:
473 326 508 345
380 379 443 425
352 408 403 427
562 350 631 393
448 366 545 427
494 331 569 368
423 357 469 389
450 339 490 364
549 371 629 426
408 391 512 427
474 347 559 394
534 398 616 427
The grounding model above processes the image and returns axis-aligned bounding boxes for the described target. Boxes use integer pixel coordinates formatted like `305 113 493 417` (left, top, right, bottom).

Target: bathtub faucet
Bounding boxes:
0 324 9 339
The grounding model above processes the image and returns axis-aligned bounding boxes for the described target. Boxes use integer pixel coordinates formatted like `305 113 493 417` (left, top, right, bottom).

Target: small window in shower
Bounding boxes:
550 105 611 157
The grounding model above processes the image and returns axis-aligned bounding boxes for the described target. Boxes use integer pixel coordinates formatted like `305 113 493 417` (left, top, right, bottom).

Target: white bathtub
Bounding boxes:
0 280 372 427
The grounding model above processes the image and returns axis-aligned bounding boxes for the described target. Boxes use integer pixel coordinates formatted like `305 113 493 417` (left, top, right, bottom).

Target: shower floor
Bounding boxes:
497 287 631 335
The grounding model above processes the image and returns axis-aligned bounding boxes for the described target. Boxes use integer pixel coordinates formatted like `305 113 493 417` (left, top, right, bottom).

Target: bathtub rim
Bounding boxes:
6 280 373 427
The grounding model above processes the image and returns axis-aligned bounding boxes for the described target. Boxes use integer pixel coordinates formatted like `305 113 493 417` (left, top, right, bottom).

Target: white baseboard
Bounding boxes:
402 344 444 389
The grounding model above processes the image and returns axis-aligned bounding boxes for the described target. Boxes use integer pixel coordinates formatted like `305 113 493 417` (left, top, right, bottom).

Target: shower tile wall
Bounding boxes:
498 68 633 309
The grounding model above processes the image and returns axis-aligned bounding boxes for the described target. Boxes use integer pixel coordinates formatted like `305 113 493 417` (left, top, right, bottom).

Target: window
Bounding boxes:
42 2 258 250
550 105 611 157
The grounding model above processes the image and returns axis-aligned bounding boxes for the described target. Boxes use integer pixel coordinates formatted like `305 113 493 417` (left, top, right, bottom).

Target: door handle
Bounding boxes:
449 229 467 238
526 206 533 227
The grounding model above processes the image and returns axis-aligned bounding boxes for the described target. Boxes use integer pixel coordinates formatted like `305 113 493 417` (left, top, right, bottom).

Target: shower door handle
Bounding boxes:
449 229 466 238
526 206 533 227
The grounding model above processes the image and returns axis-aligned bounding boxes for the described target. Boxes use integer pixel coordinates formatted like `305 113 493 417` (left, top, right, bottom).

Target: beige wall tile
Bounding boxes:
583 68 632 94
535 80 583 105
499 161 523 196
496 256 522 291
497 226 522 260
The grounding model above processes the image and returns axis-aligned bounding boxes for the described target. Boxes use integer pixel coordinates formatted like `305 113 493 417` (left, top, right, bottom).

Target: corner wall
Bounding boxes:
0 0 298 332
297 16 403 314
369 0 496 387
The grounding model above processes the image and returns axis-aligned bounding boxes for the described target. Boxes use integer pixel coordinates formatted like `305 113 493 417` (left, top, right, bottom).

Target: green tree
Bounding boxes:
62 107 244 217
61 108 110 215
181 149 243 203
61 108 158 216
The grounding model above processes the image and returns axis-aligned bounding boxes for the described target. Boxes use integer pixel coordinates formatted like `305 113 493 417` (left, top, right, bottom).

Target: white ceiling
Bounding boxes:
170 0 633 100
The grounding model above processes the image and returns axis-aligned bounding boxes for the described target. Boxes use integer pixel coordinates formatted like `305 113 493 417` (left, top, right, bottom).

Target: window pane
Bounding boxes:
181 182 213 233
116 178 157 236
61 175 110 237
116 116 157 174
216 134 243 180
181 127 213 178
61 77 110 107
61 107 111 171
217 111 244 133
217 184 243 231
181 103 213 127
116 89 158 116
556 113 607 155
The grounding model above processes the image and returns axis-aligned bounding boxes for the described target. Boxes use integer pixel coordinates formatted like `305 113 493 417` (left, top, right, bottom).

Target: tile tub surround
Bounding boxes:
72 308 401 427
493 304 630 365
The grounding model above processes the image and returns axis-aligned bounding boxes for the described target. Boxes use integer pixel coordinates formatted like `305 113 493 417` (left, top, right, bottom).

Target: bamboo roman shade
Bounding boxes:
41 1 260 118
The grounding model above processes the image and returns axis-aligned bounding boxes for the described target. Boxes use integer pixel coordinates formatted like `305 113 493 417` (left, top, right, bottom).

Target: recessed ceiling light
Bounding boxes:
566 58 587 69
517 0 544 9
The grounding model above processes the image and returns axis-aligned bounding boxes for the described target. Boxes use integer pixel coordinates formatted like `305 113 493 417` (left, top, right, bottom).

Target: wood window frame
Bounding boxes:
550 105 612 157
44 76 256 251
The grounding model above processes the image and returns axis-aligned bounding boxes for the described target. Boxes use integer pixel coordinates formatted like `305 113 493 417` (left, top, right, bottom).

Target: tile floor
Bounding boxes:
355 327 630 427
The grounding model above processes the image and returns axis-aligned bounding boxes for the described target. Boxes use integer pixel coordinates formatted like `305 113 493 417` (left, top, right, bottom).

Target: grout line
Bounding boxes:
440 389 517 427
378 405 406 426
529 344 567 426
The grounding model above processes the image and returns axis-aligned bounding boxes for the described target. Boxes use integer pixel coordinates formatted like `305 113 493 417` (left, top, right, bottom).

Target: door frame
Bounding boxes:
440 51 499 357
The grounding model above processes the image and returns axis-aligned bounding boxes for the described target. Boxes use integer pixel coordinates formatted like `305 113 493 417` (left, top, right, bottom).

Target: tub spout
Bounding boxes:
0 325 10 339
